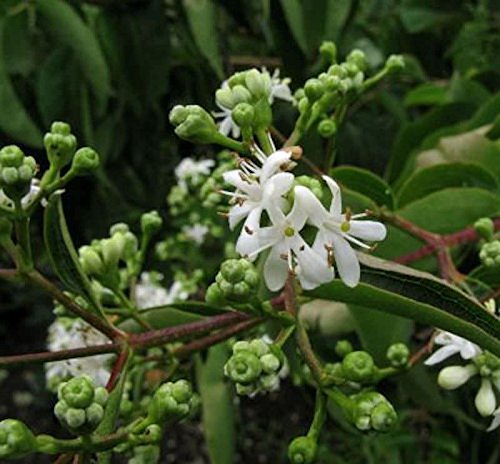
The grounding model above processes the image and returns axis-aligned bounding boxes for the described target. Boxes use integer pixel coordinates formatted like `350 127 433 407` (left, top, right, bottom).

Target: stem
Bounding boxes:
0 344 120 367
14 200 33 268
307 390 326 441
106 349 130 391
128 311 250 349
274 325 296 348
212 133 251 155
256 129 274 155
113 288 152 331
25 269 122 340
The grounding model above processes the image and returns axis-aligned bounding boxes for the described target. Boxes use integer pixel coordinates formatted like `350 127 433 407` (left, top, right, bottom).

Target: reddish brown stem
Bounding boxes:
54 454 74 464
106 349 130 391
0 268 17 279
173 318 263 359
0 343 121 367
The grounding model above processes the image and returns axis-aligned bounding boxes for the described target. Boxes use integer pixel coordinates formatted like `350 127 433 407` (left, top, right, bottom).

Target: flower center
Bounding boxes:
284 226 295 237
340 221 350 232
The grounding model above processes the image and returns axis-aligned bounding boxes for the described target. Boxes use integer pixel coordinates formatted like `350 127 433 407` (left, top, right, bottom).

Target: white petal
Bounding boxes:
263 172 294 197
322 175 342 216
271 84 294 102
260 150 291 183
218 116 233 137
294 186 329 227
487 409 500 432
222 170 253 193
349 221 387 242
292 238 334 289
287 195 309 232
264 245 289 291
312 229 330 258
424 345 460 366
235 208 263 256
330 233 359 287
460 342 482 360
231 122 241 139
475 378 496 417
228 202 254 230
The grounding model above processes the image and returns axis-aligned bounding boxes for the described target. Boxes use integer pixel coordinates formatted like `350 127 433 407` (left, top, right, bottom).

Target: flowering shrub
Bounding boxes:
0 37 499 464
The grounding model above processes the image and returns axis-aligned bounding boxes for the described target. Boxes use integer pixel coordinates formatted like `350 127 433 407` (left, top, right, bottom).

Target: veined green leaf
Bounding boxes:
308 253 500 356
196 345 235 464
396 163 499 208
0 19 42 147
44 194 101 312
183 0 223 78
36 0 111 111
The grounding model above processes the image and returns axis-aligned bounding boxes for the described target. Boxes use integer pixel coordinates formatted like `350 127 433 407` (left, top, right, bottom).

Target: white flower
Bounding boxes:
222 149 294 256
296 175 386 287
182 223 209 245
475 378 496 417
135 272 189 309
45 318 113 389
487 407 500 431
437 364 478 390
424 331 482 366
240 186 334 291
175 157 215 190
264 68 294 103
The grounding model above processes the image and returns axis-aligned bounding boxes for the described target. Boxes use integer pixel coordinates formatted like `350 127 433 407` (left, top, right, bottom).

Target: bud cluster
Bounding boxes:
0 145 37 202
169 105 220 145
348 391 397 432
224 338 286 396
54 376 109 435
480 240 500 268
0 419 37 460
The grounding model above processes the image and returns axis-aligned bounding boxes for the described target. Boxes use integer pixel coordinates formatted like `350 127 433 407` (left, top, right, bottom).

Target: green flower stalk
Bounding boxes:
54 376 108 435
0 145 37 202
0 419 37 459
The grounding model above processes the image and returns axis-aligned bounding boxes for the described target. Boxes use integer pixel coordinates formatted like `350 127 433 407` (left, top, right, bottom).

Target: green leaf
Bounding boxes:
309 253 500 356
396 163 499 208
324 0 352 43
348 305 413 364
376 188 500 270
36 0 111 111
3 12 36 77
400 7 443 34
469 266 500 288
183 0 223 78
0 19 42 147
196 345 235 464
43 194 101 312
403 83 448 107
331 166 394 209
279 0 308 55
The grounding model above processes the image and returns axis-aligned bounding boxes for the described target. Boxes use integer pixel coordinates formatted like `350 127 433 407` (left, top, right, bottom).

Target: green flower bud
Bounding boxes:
101 235 125 268
385 55 405 72
245 69 271 99
205 282 225 305
169 105 219 144
335 340 353 358
475 378 496 417
93 387 109 406
437 364 477 390
59 376 95 408
298 97 310 113
249 339 270 357
480 240 500 267
322 362 345 386
0 146 37 200
304 78 325 101
35 435 59 454
44 122 77 168
351 391 397 432
260 353 281 374
317 119 337 138
347 49 367 71
232 103 255 128
342 351 376 383
370 401 397 432
474 217 494 241
225 351 262 384
213 258 259 302
328 64 347 78
65 408 86 429
215 88 235 109
110 223 130 235
232 340 251 352
288 436 317 464
79 245 105 276
71 147 100 175
232 85 252 104
148 380 196 424
141 211 163 236
0 145 24 167
85 403 104 427
319 41 337 64
169 105 189 125
0 419 37 459
386 343 410 367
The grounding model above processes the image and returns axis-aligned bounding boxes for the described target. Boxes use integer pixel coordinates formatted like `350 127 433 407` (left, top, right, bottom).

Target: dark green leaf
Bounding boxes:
397 163 499 208
196 345 235 464
331 166 394 209
309 253 500 356
324 0 352 43
279 0 308 55
400 7 443 34
403 83 448 107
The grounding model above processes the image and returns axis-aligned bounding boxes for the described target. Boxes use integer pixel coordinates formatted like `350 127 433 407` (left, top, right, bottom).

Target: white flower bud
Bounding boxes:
437 364 477 390
475 378 496 417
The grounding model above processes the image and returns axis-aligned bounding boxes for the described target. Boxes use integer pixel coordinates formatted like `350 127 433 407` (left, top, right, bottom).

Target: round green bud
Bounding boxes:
51 121 72 136
260 353 281 374
317 119 337 138
205 282 225 305
304 78 325 101
79 245 105 276
0 145 24 167
93 387 109 406
220 259 246 283
298 97 310 113
232 103 255 128
328 64 347 78
1 167 18 184
169 105 189 125
141 210 163 236
232 340 251 353
59 377 95 408
322 362 345 386
101 235 126 267
231 85 252 104
171 379 193 404
474 217 494 241
225 351 262 384
480 240 500 267
148 380 195 423
319 41 337 64
288 436 317 464
386 343 410 368
294 176 323 201
227 71 248 88
215 88 235 109
371 401 397 431
245 69 271 99
249 339 270 357
85 403 104 427
386 55 405 72
335 340 353 358
174 113 219 144
0 419 36 459
65 408 86 429
44 122 77 168
342 351 376 383
71 147 100 174
347 49 367 71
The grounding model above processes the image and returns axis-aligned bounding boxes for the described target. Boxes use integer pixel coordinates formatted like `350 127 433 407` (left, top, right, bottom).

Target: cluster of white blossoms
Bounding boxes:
174 157 215 190
45 318 113 389
221 145 387 291
425 330 500 431
135 272 190 309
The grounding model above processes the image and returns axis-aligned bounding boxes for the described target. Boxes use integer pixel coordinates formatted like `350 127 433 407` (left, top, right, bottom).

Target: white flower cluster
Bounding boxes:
174 157 215 190
135 272 190 309
425 330 500 431
45 318 113 389
221 146 387 291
